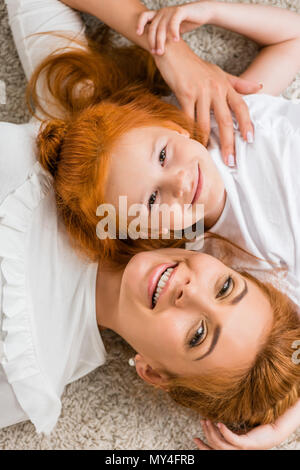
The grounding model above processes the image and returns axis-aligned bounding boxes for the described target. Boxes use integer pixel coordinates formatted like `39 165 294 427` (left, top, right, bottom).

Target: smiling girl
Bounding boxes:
21 1 300 300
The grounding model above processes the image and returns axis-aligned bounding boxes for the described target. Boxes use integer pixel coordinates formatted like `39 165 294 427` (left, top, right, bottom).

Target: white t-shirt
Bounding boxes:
0 122 106 435
1 0 107 435
191 93 300 306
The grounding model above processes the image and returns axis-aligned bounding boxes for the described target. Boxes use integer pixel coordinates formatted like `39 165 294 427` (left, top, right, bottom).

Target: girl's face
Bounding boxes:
104 125 225 231
115 249 273 378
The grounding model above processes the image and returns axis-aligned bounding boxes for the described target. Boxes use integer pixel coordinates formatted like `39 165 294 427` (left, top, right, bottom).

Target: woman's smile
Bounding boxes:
148 262 178 308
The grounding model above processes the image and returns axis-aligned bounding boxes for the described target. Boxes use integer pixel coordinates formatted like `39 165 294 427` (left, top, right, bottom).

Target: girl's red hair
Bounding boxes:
28 35 205 264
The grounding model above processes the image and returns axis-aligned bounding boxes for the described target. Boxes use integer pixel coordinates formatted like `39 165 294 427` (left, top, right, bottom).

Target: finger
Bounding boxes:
216 423 247 448
193 438 211 450
181 98 196 122
156 18 168 54
195 94 211 147
227 73 263 95
169 10 184 41
227 90 254 143
204 420 236 450
148 13 163 52
212 95 235 166
136 11 156 36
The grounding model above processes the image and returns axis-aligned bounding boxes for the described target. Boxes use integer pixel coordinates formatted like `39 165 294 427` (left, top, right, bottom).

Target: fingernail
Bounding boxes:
156 48 163 55
246 131 254 143
217 423 222 429
151 49 155 54
227 154 235 167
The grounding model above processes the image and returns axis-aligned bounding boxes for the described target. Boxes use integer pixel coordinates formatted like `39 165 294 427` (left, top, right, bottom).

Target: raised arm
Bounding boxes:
59 0 262 166
209 2 300 96
138 1 300 96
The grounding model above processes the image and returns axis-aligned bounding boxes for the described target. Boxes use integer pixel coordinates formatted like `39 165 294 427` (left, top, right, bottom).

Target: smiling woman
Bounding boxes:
94 247 300 433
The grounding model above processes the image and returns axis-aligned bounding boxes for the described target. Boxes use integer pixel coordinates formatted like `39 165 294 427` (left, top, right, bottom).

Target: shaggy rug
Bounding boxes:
0 0 300 450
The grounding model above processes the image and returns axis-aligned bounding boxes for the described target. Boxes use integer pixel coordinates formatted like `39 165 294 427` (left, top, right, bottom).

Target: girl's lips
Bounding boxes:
191 164 203 205
148 262 178 308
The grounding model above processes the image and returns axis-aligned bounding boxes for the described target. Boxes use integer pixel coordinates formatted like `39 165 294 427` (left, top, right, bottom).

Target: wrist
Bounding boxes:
199 1 216 24
153 37 200 67
207 1 224 25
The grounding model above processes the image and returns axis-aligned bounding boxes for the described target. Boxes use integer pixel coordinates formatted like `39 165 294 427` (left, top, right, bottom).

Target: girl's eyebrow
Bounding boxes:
140 139 157 206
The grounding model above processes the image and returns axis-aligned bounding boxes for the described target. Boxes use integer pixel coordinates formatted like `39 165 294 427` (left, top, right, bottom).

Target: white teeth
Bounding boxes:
152 266 175 307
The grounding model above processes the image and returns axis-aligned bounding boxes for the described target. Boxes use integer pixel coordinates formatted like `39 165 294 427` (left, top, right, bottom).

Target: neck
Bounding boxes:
95 261 123 331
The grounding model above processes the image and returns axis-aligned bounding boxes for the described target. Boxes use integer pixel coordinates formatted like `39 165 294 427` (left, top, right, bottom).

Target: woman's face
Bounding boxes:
116 248 273 378
104 125 225 231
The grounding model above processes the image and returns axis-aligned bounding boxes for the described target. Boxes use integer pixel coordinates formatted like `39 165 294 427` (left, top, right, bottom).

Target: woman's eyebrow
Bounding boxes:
194 325 221 361
194 280 248 361
230 279 248 305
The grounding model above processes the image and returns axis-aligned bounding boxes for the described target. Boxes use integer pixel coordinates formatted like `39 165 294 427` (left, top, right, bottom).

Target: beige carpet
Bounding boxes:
0 0 300 450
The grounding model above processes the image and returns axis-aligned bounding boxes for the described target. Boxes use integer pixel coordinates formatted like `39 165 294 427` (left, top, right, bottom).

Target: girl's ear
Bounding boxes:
134 354 169 390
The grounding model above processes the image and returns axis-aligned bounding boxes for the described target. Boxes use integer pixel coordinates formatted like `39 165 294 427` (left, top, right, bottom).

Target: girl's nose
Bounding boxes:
172 170 190 199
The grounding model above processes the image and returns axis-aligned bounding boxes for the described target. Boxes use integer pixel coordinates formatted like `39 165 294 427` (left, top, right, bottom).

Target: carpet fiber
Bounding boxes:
0 0 300 450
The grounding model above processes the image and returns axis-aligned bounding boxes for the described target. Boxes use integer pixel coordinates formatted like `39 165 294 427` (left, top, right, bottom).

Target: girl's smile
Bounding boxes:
191 164 203 205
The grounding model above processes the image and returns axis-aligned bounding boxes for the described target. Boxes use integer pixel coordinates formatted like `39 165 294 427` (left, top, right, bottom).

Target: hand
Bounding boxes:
194 419 288 450
137 2 213 55
153 40 259 165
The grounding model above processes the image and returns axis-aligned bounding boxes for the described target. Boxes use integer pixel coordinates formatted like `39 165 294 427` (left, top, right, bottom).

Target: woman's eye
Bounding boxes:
159 147 167 166
216 276 233 299
189 321 206 348
148 190 158 210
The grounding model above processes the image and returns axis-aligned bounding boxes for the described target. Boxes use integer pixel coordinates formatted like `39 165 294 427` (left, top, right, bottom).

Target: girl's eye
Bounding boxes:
189 320 206 348
148 190 158 210
159 147 167 166
216 276 233 299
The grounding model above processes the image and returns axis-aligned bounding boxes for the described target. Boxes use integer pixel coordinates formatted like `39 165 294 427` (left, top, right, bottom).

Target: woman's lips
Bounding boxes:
191 164 202 205
148 263 178 308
